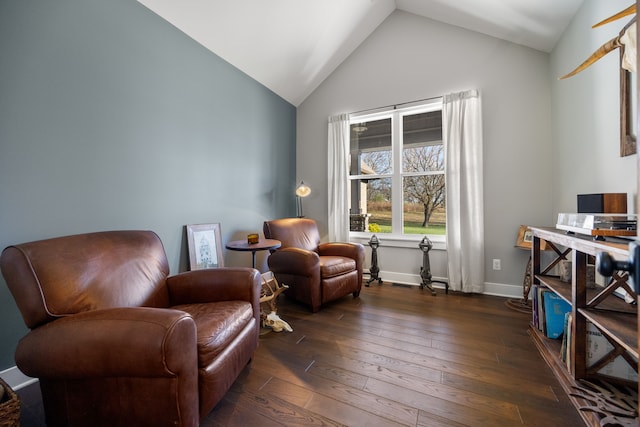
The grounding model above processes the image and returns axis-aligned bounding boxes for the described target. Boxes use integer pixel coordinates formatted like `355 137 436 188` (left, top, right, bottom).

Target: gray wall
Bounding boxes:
297 2 638 296
0 0 296 370
550 0 636 216
297 10 554 296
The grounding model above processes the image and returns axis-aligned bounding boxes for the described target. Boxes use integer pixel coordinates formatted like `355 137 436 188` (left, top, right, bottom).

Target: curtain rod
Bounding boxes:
349 94 443 116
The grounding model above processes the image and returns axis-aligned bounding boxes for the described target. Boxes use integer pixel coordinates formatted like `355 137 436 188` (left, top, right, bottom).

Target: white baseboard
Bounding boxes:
366 270 522 298
483 281 523 298
367 271 448 291
369 270 422 286
0 366 37 390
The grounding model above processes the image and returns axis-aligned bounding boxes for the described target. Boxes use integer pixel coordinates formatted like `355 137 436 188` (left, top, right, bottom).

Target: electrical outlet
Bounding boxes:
492 259 501 270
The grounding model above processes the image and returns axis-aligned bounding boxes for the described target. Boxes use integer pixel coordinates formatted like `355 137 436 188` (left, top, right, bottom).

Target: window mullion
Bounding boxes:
391 112 403 234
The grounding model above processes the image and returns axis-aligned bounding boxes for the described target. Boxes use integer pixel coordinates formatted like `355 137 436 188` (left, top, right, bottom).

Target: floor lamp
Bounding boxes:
295 181 311 217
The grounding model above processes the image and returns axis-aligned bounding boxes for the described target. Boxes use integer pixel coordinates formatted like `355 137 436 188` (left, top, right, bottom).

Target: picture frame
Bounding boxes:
515 225 547 251
186 223 224 270
515 225 534 249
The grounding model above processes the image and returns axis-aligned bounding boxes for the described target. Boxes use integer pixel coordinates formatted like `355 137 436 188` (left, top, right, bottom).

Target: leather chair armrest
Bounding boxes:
15 307 197 379
267 247 320 276
167 267 261 305
318 242 365 260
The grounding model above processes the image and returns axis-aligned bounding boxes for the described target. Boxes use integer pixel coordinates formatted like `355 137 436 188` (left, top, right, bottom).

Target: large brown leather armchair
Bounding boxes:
0 230 261 427
263 218 364 312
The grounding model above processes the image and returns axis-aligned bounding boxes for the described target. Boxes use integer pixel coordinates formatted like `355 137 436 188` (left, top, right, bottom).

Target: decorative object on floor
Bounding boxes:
260 271 291 332
418 236 448 295
365 234 382 286
186 222 224 269
295 181 311 217
0 377 20 427
0 230 261 426
570 379 638 427
263 217 364 312
264 311 293 332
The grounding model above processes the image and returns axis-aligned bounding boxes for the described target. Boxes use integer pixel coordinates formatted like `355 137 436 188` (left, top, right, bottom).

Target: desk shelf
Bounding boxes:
530 226 638 426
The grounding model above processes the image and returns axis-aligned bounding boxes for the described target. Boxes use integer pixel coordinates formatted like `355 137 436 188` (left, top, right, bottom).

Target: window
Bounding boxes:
348 100 445 237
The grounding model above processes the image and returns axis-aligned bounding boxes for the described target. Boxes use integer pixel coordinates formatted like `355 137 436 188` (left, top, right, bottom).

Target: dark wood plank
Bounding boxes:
17 283 585 427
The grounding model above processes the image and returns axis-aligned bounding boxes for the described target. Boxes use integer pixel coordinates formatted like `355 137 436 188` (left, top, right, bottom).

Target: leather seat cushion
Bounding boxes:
172 301 253 366
319 256 356 279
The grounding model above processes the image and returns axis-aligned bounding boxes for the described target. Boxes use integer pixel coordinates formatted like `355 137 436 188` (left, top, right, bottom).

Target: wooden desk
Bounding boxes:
529 226 637 426
225 238 281 269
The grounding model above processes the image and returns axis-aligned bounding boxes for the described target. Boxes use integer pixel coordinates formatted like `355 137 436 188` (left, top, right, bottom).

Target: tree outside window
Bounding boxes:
348 102 445 236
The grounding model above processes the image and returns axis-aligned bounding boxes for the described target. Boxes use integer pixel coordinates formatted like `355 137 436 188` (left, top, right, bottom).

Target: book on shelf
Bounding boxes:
560 311 570 365
532 284 550 334
531 284 572 340
543 291 571 339
531 284 539 329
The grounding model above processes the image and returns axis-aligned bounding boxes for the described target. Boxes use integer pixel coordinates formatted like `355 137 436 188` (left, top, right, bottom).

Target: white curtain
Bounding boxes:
327 113 350 242
443 90 485 293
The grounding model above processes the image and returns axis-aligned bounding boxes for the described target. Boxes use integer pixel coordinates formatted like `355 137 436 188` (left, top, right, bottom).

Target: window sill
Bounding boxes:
349 233 446 250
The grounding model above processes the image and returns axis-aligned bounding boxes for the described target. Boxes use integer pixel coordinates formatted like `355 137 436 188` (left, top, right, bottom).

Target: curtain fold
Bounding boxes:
327 113 350 242
443 90 485 293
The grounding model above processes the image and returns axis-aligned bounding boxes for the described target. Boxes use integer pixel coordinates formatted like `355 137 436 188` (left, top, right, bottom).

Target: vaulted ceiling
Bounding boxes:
137 0 585 106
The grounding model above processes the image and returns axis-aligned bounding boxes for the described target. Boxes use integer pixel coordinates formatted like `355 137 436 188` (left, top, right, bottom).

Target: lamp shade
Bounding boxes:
295 181 311 198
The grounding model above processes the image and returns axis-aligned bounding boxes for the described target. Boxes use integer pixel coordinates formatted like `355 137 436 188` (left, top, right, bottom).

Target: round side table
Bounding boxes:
225 238 281 269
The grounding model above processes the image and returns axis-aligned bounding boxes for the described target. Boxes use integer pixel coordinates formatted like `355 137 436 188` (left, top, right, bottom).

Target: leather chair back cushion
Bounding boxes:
263 218 321 252
0 231 171 328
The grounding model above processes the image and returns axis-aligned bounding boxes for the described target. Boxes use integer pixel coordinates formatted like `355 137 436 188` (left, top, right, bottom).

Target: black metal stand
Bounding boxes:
419 236 448 295
366 234 383 286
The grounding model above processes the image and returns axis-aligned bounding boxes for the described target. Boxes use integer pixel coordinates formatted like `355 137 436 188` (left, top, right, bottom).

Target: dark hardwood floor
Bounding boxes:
16 283 583 426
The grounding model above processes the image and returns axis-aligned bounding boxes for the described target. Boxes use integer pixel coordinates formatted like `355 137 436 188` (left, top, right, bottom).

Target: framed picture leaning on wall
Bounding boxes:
515 225 534 249
186 223 224 269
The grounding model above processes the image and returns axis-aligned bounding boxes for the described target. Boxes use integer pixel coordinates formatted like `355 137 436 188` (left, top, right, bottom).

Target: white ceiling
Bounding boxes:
137 0 585 106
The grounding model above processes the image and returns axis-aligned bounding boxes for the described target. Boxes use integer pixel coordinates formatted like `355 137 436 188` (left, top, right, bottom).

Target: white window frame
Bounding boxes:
348 99 445 249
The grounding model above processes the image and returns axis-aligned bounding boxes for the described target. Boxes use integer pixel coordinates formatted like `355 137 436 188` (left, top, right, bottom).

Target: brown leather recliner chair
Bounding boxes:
263 218 365 312
0 230 262 427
